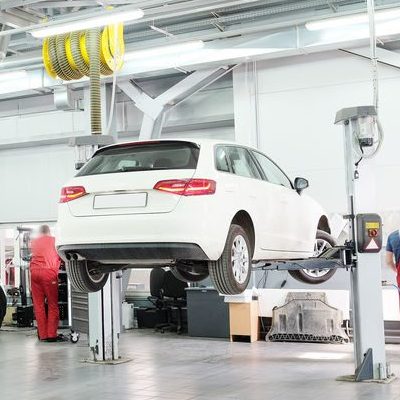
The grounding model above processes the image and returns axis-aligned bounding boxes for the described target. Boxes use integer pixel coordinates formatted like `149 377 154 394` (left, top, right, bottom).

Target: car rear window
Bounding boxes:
77 141 200 176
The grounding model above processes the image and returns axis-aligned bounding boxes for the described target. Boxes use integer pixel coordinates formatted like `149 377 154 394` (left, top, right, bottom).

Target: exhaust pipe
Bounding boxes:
66 252 81 261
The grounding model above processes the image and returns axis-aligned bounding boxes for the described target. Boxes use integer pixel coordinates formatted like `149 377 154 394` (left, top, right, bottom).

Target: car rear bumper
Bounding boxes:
57 242 209 264
56 199 231 261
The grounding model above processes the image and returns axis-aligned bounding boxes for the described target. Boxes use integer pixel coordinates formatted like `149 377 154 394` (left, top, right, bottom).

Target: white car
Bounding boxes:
56 139 336 295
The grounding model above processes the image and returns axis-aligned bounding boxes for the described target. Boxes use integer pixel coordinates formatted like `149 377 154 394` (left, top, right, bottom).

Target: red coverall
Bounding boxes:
30 235 61 340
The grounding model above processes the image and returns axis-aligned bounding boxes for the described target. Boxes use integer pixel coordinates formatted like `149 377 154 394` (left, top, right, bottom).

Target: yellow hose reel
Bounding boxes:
42 24 125 81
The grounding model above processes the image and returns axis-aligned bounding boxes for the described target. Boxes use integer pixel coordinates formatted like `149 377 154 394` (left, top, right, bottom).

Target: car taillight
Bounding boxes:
154 179 216 196
60 186 87 203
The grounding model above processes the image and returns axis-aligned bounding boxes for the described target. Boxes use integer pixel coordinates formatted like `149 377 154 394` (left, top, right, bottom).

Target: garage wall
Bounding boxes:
0 79 234 224
233 51 400 232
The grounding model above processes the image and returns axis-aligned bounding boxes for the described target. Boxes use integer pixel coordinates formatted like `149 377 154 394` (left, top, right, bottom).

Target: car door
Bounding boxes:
250 150 310 254
215 145 266 253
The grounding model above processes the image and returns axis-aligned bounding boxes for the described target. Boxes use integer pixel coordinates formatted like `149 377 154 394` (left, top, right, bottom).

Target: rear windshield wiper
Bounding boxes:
117 166 177 172
117 166 148 172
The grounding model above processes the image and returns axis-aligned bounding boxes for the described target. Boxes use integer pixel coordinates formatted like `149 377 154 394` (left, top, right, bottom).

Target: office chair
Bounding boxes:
149 268 188 334
148 268 166 308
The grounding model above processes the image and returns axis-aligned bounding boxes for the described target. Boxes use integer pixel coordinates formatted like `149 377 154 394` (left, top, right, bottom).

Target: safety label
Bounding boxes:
365 238 380 251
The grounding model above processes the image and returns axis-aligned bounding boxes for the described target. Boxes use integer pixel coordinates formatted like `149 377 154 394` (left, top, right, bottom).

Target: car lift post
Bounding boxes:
88 271 123 363
335 106 389 381
69 134 128 363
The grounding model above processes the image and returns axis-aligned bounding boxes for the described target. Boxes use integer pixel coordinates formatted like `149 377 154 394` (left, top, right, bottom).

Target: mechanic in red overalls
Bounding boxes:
386 230 400 305
30 225 62 342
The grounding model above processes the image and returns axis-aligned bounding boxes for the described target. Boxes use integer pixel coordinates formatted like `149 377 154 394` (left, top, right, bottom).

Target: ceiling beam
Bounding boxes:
29 0 180 8
0 26 385 99
0 0 46 10
0 0 266 38
0 10 40 27
341 47 400 70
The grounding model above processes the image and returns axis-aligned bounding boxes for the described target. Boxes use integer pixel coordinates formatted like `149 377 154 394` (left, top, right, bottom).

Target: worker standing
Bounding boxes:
30 225 62 342
386 229 400 304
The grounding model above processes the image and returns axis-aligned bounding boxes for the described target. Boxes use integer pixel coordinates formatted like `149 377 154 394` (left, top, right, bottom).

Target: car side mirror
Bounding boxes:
294 177 309 194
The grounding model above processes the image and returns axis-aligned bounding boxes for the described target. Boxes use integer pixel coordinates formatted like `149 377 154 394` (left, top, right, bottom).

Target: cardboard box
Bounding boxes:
229 300 259 342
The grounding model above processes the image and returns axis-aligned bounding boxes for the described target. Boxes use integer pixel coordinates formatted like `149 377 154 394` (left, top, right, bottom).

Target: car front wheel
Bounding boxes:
289 230 337 284
209 224 252 295
66 260 109 293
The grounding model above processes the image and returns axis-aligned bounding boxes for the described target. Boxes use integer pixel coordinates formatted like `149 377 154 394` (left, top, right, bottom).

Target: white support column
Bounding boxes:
118 66 232 140
336 107 388 381
140 113 166 140
88 272 122 362
13 230 21 290
350 153 386 376
83 87 91 136
232 62 259 147
102 84 118 139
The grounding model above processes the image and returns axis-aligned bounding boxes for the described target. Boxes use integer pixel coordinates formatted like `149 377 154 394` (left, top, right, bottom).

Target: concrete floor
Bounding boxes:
1 329 400 400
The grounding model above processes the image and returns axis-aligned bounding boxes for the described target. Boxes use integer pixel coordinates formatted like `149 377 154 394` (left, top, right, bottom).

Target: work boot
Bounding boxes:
46 334 69 343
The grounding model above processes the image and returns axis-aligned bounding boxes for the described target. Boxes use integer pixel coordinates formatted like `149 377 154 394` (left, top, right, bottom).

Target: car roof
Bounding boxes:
94 138 253 155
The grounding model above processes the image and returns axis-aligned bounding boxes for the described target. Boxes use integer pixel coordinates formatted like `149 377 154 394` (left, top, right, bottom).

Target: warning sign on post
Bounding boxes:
365 238 380 251
356 214 383 253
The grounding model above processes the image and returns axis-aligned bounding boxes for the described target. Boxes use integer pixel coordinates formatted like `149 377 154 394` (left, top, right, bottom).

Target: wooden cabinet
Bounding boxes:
229 300 259 342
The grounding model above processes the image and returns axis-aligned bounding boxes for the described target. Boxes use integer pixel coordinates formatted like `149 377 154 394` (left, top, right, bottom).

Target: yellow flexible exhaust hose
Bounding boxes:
41 24 125 136
56 33 83 80
86 27 102 135
42 24 124 81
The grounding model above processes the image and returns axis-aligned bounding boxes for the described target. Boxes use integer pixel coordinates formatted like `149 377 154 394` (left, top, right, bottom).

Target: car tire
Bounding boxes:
170 265 209 283
0 286 6 329
66 260 109 293
209 224 252 295
289 230 337 285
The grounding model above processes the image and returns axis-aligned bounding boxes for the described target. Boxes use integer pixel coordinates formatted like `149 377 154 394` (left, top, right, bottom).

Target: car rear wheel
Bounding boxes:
0 286 6 329
289 230 337 284
209 224 252 295
66 260 109 293
170 265 209 283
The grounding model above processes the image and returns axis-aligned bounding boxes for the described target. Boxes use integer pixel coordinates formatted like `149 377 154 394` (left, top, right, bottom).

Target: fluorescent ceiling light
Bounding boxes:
124 40 205 61
0 70 27 81
30 9 144 38
306 8 400 31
